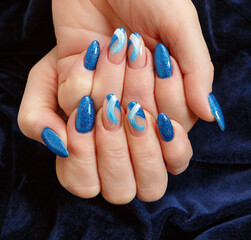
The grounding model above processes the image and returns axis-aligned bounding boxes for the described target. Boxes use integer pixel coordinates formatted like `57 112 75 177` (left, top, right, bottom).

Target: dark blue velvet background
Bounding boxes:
0 0 250 239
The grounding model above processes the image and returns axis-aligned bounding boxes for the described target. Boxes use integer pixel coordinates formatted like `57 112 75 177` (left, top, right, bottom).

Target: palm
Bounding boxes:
53 0 168 60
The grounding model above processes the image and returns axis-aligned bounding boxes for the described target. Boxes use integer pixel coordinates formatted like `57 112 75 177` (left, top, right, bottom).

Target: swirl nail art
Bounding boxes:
110 28 126 54
106 94 121 124
128 32 142 62
128 101 146 131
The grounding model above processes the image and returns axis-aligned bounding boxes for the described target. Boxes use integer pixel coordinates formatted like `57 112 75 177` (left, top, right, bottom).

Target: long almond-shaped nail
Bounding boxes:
208 92 225 131
127 101 146 136
42 128 69 157
154 43 172 78
84 40 100 70
157 113 174 142
76 96 95 133
109 28 127 64
128 32 146 69
103 94 121 131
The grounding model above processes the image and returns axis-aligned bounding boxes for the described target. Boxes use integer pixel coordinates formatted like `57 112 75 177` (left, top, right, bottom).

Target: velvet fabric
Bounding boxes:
0 0 250 239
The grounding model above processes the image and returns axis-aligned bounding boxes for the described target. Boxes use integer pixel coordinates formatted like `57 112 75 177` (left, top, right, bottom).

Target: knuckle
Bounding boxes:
165 143 191 175
137 184 166 202
103 189 136 205
17 110 38 138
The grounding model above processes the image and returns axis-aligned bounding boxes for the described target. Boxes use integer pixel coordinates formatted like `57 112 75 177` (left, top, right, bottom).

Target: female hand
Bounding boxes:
18 47 193 204
52 0 225 131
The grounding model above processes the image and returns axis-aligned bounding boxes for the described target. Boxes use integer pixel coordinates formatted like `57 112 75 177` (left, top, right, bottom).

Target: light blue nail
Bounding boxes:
76 96 95 133
128 32 141 62
157 113 174 142
208 92 225 131
42 128 69 158
106 94 121 124
84 40 100 70
128 101 146 131
154 43 172 78
110 28 126 54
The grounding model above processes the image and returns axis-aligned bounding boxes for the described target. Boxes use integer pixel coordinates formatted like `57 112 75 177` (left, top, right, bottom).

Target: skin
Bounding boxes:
18 0 216 204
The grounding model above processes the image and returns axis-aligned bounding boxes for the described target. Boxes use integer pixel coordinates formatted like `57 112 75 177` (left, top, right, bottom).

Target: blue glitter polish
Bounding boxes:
154 43 172 78
42 128 69 158
208 92 225 131
84 40 100 71
128 101 146 131
157 113 174 142
106 94 121 124
110 28 126 54
76 96 95 133
128 32 141 62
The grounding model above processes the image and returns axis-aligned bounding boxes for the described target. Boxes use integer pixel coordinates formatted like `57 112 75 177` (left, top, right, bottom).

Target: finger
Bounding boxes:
125 101 167 202
157 113 193 175
91 28 127 110
96 94 136 204
122 34 158 118
154 44 197 131
58 40 100 116
18 47 68 158
56 96 100 198
159 1 225 130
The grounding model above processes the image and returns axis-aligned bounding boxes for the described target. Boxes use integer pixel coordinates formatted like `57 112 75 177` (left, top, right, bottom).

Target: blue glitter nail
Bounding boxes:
106 94 121 124
84 40 100 71
110 28 126 54
128 101 146 131
128 32 141 62
208 92 225 131
76 96 95 133
42 128 69 158
157 113 174 142
154 43 172 78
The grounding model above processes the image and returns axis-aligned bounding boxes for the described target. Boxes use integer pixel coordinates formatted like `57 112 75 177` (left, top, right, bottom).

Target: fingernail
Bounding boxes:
109 28 127 64
208 92 225 131
154 43 172 78
103 94 121 130
42 128 69 158
84 40 100 70
157 113 174 142
76 96 95 133
127 101 146 136
128 32 146 69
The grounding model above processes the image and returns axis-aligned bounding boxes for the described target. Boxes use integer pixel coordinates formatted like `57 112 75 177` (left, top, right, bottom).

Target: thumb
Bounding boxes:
159 1 225 131
18 47 69 157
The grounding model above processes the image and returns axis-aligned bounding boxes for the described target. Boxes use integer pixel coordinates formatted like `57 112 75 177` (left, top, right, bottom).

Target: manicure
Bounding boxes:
84 40 100 71
76 96 95 133
103 94 121 130
127 101 146 136
109 28 127 64
208 92 225 131
42 128 69 158
154 43 172 78
157 113 174 142
128 32 146 69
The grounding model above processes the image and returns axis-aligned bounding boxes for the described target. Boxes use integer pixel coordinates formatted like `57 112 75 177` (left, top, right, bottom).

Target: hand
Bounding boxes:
52 0 225 131
18 47 193 204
